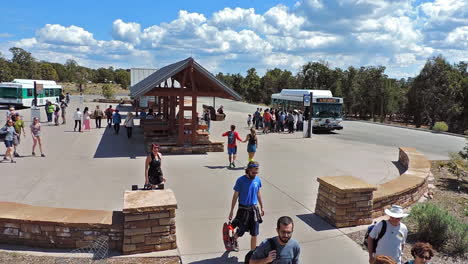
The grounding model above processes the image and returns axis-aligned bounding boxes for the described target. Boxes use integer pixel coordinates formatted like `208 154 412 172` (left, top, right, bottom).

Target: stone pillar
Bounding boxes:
122 189 177 254
315 176 377 228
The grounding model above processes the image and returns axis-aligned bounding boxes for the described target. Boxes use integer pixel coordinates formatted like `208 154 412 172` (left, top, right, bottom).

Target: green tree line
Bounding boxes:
217 56 467 134
0 47 130 88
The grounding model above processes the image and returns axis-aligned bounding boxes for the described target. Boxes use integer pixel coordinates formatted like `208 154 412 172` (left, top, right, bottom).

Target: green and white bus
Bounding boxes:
271 89 344 131
0 79 62 107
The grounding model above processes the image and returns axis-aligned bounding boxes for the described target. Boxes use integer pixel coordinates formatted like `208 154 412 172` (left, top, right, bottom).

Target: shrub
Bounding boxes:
407 203 468 255
102 84 114 99
432 121 448 132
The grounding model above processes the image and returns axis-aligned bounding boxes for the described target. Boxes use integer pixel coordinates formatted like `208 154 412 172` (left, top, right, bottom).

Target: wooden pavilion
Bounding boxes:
130 57 242 153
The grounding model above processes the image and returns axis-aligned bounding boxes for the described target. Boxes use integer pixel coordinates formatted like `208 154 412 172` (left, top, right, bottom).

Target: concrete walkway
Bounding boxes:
1 96 464 263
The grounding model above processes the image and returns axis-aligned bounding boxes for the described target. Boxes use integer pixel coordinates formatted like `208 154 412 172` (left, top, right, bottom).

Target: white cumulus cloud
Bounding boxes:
37 24 96 46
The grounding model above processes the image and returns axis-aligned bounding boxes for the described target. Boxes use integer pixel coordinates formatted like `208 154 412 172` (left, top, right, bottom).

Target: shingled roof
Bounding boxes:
130 57 242 100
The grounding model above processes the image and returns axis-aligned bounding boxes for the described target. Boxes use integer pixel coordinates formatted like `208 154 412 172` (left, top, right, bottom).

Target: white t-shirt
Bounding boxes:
369 220 408 264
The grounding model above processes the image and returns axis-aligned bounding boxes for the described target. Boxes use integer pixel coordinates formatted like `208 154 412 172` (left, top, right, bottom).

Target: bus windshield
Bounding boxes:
0 87 18 98
313 103 342 118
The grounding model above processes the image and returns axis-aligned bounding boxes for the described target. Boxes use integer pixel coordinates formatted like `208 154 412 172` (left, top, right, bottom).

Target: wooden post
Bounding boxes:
177 70 187 146
163 96 169 120
157 96 161 114
190 62 197 145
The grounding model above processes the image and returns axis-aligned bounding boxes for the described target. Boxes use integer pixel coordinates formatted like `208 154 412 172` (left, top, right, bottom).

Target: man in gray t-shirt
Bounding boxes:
250 216 300 264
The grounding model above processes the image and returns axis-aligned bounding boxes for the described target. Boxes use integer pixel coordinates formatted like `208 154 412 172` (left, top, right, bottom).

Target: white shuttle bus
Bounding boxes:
0 79 62 107
271 89 344 131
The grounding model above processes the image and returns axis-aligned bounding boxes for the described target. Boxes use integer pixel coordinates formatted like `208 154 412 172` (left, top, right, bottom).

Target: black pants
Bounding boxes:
126 126 133 138
114 123 120 134
47 112 53 122
107 117 112 127
95 117 102 128
74 120 82 132
288 121 294 133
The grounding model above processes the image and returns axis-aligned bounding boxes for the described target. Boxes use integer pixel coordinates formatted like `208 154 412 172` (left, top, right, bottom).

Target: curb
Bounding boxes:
346 119 466 138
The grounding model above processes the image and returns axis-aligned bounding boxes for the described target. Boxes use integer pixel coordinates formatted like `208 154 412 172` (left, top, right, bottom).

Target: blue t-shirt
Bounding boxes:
233 175 262 206
251 237 301 264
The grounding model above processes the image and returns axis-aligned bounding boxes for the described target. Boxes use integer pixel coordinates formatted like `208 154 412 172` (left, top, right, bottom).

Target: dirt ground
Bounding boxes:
0 251 180 264
346 160 468 264
60 82 130 96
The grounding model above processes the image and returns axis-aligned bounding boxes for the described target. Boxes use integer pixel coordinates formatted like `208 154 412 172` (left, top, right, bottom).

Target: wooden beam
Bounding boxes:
177 70 187 146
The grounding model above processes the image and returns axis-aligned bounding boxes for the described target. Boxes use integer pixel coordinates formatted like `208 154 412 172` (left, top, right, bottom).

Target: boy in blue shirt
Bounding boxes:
228 161 265 251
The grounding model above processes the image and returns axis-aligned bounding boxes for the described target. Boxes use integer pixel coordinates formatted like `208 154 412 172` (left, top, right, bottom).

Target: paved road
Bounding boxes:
0 96 465 263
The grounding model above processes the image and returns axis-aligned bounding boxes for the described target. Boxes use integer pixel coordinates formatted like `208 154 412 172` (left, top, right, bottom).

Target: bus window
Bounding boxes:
45 89 50 97
27 89 33 97
55 89 62 96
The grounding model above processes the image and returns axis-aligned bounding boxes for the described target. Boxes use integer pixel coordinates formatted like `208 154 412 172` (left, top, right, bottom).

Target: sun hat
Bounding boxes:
385 205 409 218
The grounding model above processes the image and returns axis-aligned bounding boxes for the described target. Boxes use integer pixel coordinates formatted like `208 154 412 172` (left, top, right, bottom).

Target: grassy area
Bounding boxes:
60 82 130 96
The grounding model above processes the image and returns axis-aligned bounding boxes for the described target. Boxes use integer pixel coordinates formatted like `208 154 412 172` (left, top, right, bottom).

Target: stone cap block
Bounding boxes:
0 202 122 228
317 176 377 193
373 175 426 201
123 189 178 214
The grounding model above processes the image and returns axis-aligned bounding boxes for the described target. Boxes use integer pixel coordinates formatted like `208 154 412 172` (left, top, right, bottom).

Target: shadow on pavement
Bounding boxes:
296 213 336 231
205 166 228 169
188 251 241 263
93 125 147 159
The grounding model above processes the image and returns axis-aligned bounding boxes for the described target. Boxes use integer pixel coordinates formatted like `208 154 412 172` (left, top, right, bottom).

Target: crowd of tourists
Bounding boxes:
0 106 45 163
250 107 306 134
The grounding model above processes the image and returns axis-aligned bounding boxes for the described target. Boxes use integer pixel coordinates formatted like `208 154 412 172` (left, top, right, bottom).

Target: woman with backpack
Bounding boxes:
30 117 45 157
144 143 165 189
0 120 19 163
243 128 258 162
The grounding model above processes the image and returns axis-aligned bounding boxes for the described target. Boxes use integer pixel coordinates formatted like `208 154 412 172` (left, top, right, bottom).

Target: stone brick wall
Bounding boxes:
315 176 377 228
315 147 430 228
122 189 177 255
0 202 123 250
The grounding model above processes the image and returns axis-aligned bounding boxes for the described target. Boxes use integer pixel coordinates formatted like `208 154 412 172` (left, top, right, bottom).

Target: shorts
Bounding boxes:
4 140 13 148
233 208 260 237
228 146 237 155
247 144 256 153
13 135 20 146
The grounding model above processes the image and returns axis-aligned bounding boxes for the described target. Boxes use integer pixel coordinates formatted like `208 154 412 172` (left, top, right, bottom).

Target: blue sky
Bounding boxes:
0 0 467 78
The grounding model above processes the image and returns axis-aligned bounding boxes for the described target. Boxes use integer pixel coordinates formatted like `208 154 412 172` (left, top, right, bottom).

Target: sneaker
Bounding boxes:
10 160 16 163
41 153 46 157
32 152 36 156
228 163 232 168
14 152 20 157
232 239 239 252
3 157 8 161
232 162 236 168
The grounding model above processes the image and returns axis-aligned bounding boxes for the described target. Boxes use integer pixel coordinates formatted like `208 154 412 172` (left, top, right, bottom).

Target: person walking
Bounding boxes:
6 106 16 121
368 205 409 264
0 120 19 163
105 105 114 128
144 143 166 189
222 125 243 168
54 103 60 126
60 100 68 124
93 105 104 128
112 109 122 135
12 113 26 157
46 101 54 124
404 243 434 264
65 93 70 104
73 108 82 132
124 112 135 138
287 112 295 133
249 216 301 264
243 128 258 162
247 114 252 128
203 109 211 132
82 107 91 132
228 161 264 252
254 108 261 130
30 117 45 157
263 109 271 134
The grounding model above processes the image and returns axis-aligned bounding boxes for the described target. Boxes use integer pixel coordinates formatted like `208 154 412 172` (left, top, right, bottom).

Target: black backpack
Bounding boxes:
364 220 387 252
245 238 276 264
